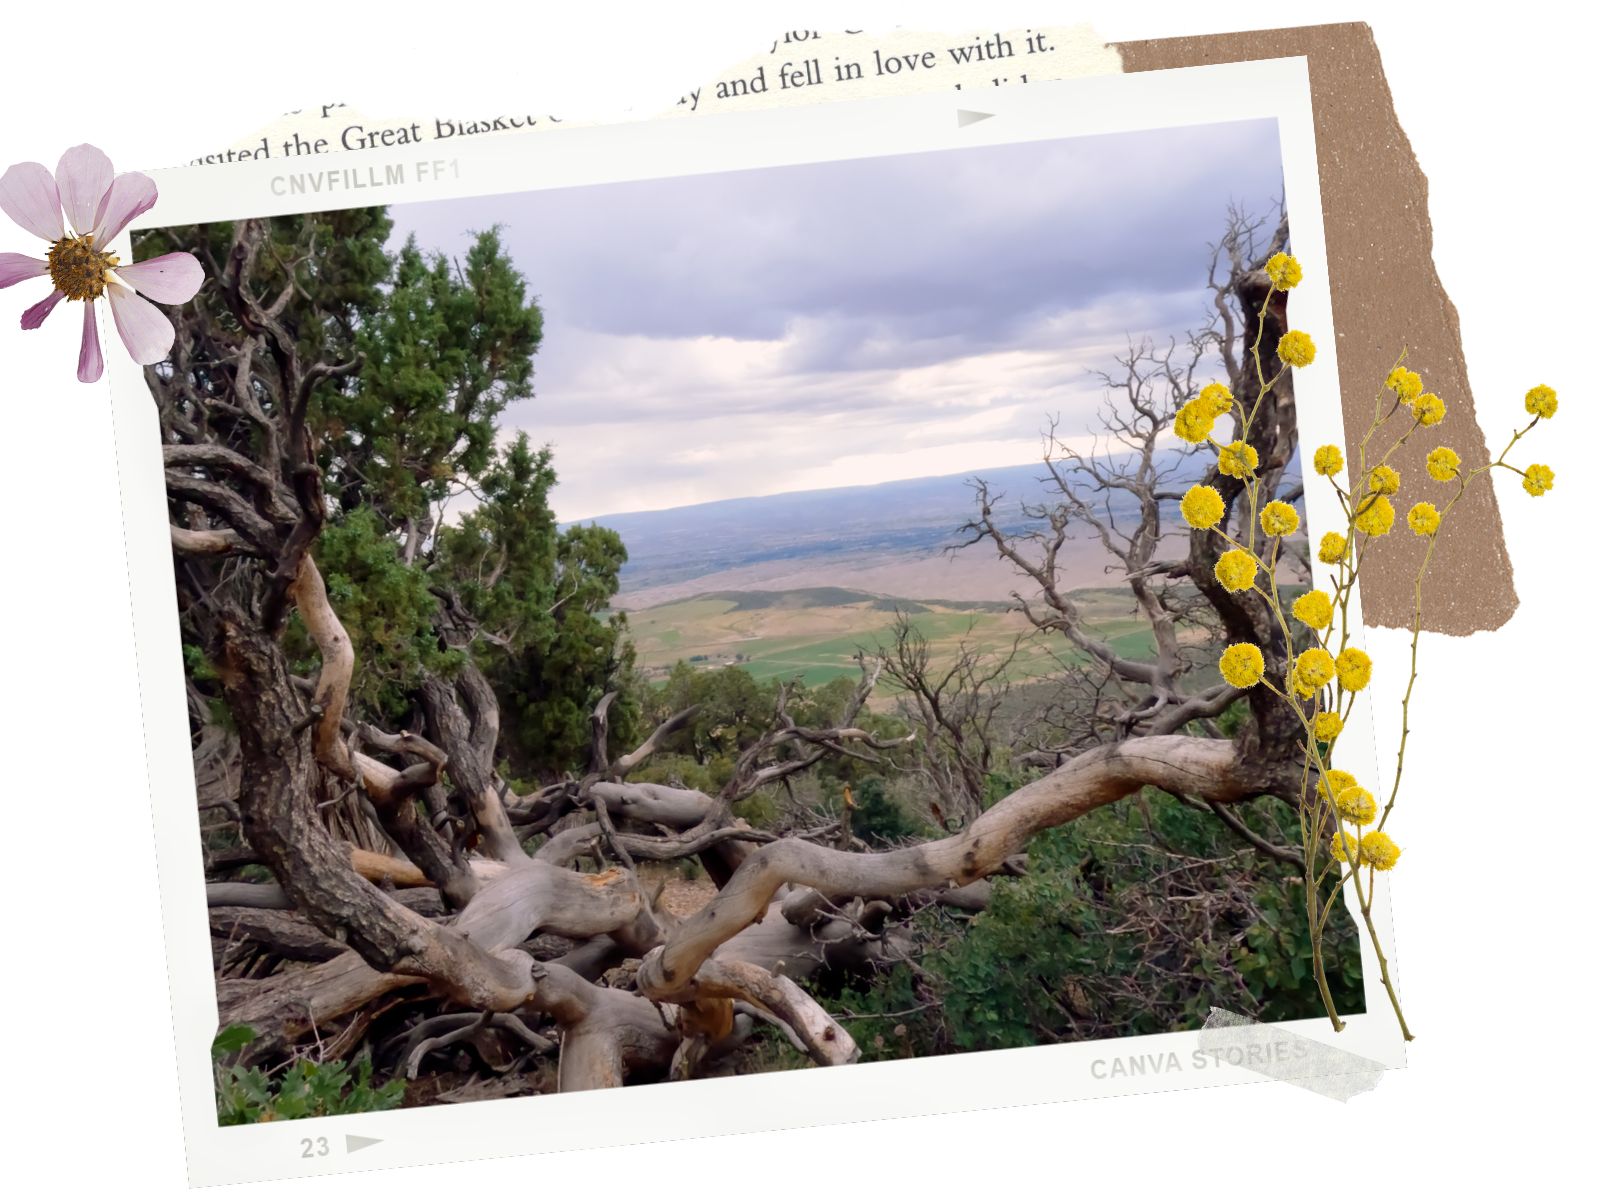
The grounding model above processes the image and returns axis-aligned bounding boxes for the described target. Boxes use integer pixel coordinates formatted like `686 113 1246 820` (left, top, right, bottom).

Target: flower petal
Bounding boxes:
0 161 63 241
113 251 202 305
20 288 65 329
78 301 104 383
56 144 114 235
92 171 159 243
0 252 46 289
107 279 175 365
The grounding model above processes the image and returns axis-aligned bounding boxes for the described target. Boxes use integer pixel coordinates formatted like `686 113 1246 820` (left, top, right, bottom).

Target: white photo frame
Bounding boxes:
107 56 1405 1187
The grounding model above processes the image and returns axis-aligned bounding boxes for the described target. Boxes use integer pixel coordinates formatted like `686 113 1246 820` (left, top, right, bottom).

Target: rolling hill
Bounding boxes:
571 454 1218 609
626 585 1167 692
573 451 1297 690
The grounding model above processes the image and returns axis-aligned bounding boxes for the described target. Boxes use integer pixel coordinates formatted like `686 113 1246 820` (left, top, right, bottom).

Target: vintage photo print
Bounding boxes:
107 59 1404 1185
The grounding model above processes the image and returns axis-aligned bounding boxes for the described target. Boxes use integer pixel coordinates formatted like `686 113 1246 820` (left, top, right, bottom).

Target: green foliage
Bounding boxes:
630 752 727 796
436 436 561 635
641 664 908 793
211 1026 404 1125
937 825 1126 1051
182 642 219 684
981 764 1026 810
815 789 1363 1060
1235 875 1364 1021
288 508 463 720
511 522 638 772
211 1024 256 1056
649 662 776 763
182 642 233 728
138 208 395 382
845 777 924 846
1214 698 1251 737
827 966 932 1061
437 435 638 777
321 229 542 529
741 1022 816 1075
732 788 781 829
153 209 632 780
632 665 919 830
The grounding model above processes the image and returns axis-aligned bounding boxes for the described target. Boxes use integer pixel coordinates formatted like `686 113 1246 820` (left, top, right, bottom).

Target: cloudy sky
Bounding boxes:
392 118 1283 522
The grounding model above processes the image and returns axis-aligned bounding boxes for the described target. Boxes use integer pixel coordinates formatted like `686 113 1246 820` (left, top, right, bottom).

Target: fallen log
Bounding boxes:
210 907 344 962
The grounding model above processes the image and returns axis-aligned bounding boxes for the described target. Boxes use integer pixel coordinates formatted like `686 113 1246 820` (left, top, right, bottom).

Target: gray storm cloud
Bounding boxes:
391 117 1285 519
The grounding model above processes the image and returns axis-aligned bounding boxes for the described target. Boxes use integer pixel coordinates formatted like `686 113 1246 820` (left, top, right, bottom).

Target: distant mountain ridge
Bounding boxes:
571 458 1147 597
566 449 1298 607
664 586 1013 615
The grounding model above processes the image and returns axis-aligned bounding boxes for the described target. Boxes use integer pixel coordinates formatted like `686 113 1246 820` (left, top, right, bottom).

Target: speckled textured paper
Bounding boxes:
1119 24 1517 634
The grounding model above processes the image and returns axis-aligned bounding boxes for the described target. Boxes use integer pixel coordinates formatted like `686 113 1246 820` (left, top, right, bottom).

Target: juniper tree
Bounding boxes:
163 204 1364 1096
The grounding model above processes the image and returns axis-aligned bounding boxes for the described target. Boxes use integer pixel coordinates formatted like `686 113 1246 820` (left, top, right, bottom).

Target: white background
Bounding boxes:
0 1 1591 1194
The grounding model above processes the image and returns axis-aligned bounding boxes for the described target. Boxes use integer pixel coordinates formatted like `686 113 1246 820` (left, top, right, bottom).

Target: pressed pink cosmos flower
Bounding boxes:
0 144 201 383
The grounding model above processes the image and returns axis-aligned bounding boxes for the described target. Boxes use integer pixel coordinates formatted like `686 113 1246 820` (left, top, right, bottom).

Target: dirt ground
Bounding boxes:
642 864 718 919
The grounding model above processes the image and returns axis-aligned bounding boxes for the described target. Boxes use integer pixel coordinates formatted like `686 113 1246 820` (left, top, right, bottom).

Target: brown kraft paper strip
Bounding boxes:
1119 23 1516 634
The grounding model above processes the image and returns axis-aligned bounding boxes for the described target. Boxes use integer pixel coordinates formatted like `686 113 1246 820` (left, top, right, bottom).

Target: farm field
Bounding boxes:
627 586 1168 693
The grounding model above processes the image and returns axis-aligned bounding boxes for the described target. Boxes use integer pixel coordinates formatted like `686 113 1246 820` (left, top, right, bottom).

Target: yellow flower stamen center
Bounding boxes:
47 235 118 302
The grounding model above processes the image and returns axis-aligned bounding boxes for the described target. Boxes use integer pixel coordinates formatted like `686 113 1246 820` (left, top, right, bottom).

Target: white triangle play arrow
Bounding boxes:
956 110 995 128
346 1134 383 1153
